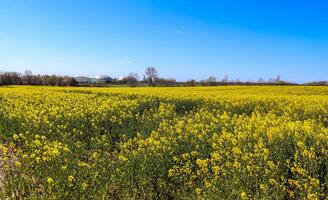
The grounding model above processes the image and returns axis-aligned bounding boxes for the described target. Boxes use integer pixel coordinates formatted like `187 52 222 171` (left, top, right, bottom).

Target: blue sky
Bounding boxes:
0 0 327 82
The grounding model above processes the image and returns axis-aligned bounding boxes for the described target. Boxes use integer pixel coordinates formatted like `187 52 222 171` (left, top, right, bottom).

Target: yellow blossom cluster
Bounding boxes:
0 85 327 199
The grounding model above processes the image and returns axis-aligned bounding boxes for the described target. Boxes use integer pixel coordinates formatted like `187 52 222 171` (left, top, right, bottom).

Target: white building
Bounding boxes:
94 75 113 83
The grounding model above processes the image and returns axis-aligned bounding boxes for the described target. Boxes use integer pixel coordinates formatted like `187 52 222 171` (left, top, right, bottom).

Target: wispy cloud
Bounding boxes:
175 30 183 34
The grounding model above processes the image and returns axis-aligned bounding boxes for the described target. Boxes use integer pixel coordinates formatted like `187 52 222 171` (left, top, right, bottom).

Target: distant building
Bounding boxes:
75 75 113 84
94 75 113 83
75 76 91 83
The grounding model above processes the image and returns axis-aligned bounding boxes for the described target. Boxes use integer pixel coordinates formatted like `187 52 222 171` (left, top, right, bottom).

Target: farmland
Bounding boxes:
0 86 327 199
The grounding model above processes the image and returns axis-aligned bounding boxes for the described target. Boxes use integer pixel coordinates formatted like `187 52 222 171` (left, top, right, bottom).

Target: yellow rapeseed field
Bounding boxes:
0 86 327 199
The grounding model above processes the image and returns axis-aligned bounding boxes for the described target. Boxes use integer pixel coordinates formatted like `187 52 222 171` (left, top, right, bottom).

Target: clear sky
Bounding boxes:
0 0 327 83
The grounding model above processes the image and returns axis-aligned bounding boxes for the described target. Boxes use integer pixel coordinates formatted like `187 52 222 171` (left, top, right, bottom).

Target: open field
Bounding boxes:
0 86 327 199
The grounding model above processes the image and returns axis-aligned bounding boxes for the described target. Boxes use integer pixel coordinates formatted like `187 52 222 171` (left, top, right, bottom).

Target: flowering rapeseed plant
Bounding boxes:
0 86 327 199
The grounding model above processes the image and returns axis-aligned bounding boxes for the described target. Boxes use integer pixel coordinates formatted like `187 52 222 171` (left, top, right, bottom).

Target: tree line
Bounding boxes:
0 70 77 86
1 67 326 87
118 67 299 87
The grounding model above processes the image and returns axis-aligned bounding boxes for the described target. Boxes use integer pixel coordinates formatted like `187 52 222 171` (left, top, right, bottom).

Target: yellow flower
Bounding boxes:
267 161 275 170
204 180 212 188
78 161 91 168
269 178 277 185
233 161 241 169
168 169 175 177
191 151 198 157
61 165 67 170
47 177 54 185
82 182 88 190
195 188 202 195
196 159 208 170
240 192 248 200
68 175 74 182
260 184 266 191
118 155 128 161
307 193 318 200
211 152 221 161
13 134 19 141
34 139 42 147
14 161 21 167
309 178 319 187
92 152 99 159
212 165 220 174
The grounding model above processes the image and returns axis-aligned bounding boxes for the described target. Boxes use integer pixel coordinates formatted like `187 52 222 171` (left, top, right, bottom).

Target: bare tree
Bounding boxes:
23 70 33 85
144 67 158 85
275 74 281 83
257 78 265 83
222 74 229 83
125 72 139 87
207 76 216 82
186 79 196 87
201 76 217 86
